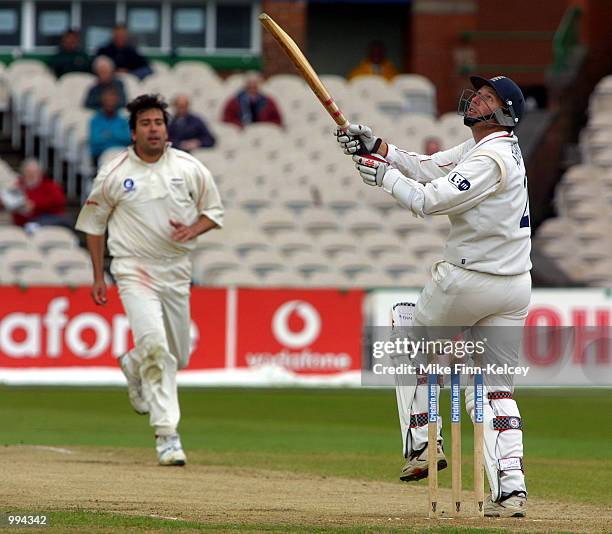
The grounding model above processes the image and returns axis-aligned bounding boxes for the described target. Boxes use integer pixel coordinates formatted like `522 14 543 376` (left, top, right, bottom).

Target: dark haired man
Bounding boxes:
76 94 223 466
49 29 91 78
96 24 152 80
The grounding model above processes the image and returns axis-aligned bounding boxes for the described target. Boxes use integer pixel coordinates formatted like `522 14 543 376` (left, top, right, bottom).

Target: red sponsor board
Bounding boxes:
235 289 364 374
0 287 226 369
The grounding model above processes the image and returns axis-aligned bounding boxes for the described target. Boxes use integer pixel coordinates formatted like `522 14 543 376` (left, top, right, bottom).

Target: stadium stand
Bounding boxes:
2 57 610 288
530 74 612 286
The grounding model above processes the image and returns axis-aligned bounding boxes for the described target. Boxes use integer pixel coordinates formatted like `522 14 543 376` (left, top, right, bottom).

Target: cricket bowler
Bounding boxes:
76 94 223 466
337 75 530 517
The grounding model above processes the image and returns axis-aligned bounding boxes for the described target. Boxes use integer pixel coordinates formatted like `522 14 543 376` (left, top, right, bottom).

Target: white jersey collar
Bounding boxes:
128 143 171 166
472 130 516 151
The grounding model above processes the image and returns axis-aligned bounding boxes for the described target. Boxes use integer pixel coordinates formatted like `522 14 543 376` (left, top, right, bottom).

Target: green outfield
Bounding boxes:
0 386 610 533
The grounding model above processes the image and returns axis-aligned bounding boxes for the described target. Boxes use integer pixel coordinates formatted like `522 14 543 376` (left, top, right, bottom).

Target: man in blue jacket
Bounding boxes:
89 88 131 165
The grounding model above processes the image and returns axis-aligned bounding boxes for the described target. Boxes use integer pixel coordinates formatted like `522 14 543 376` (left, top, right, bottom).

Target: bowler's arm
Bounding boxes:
85 233 108 305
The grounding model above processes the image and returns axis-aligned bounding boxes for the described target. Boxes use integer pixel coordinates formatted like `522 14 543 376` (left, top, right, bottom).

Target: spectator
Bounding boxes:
89 88 131 164
96 24 153 80
84 56 127 111
349 41 399 81
8 159 70 228
168 94 215 152
423 136 442 155
222 73 283 128
48 29 91 78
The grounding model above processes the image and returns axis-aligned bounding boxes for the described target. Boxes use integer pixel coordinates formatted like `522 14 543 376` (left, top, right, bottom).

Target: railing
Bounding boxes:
551 5 583 75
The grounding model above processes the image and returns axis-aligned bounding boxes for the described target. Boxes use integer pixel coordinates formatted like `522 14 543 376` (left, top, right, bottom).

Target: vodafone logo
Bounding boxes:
0 296 199 359
272 301 321 349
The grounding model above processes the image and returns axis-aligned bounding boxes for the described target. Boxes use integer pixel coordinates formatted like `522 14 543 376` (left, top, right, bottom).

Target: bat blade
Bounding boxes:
259 13 349 129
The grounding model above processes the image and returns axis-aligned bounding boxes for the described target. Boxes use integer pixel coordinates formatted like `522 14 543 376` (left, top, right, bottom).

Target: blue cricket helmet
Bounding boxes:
470 75 525 127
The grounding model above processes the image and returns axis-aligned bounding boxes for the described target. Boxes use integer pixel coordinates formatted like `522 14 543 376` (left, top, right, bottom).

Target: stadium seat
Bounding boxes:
387 209 424 236
191 249 241 284
173 61 219 82
257 208 297 236
395 270 430 287
264 74 308 95
365 235 405 259
395 113 439 141
319 187 361 213
332 251 374 276
236 184 274 213
307 270 349 288
230 231 270 256
406 232 445 256
151 60 171 76
115 72 141 100
46 248 91 274
583 260 612 286
31 226 78 254
1 248 45 274
286 250 331 277
341 208 385 236
349 75 392 101
194 231 227 253
211 268 261 287
579 240 612 263
0 226 30 253
15 265 63 286
316 233 359 257
380 251 419 277
300 207 342 236
242 249 286 277
392 74 437 115
272 232 315 257
349 270 396 288
260 269 305 288
279 187 316 214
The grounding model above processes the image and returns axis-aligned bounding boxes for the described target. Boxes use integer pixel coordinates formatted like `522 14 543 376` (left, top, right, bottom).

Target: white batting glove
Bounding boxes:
336 124 381 155
353 154 389 187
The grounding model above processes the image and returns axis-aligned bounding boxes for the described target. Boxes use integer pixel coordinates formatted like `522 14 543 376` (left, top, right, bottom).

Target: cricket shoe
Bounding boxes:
119 354 148 415
484 491 527 517
156 433 187 466
400 442 447 482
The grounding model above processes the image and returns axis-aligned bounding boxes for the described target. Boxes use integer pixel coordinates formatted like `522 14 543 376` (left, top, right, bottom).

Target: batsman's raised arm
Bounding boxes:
353 152 503 218
336 123 473 183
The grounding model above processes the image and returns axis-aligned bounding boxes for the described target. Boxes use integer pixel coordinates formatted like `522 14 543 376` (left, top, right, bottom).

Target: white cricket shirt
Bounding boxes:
76 145 224 259
383 131 531 275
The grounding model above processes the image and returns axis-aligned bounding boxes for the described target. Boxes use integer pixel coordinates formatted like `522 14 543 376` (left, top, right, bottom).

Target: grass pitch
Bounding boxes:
0 386 610 532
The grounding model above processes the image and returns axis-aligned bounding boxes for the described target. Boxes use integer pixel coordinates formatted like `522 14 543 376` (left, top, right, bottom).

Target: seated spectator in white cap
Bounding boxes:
84 56 127 111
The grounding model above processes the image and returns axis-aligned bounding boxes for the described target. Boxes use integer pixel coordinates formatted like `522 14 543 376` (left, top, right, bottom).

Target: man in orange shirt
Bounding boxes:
349 41 399 81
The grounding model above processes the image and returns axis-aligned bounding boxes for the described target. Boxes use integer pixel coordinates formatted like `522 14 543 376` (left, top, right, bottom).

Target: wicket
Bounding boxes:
427 368 485 518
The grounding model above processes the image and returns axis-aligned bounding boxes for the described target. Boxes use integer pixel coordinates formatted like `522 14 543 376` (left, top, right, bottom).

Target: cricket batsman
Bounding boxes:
337 76 530 517
76 94 223 466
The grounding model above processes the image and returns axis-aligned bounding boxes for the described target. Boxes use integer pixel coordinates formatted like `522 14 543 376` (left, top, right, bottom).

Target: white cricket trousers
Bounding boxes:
397 260 531 497
111 255 192 436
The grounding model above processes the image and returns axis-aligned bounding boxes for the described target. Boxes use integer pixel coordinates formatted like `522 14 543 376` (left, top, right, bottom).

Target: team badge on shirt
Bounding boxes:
448 172 471 191
123 178 136 192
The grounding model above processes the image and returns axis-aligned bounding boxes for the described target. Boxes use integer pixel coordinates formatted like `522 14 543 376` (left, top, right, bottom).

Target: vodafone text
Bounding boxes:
245 349 352 371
